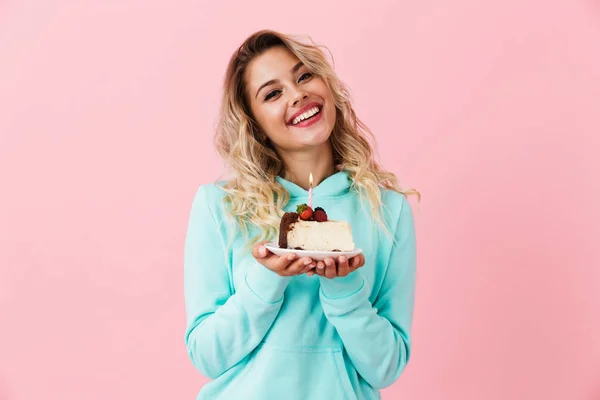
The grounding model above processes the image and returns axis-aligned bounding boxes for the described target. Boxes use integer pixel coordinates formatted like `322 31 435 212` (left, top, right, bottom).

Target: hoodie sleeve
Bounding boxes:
183 185 291 379
318 194 417 389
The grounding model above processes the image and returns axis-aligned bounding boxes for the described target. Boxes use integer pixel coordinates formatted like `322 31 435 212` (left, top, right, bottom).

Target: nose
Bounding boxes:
291 90 308 106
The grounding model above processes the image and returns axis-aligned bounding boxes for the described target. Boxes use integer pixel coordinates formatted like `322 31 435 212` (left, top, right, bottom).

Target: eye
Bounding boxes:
264 89 281 101
298 72 313 82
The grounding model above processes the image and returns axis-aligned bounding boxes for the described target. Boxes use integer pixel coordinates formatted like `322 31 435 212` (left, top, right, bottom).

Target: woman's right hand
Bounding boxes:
252 241 315 276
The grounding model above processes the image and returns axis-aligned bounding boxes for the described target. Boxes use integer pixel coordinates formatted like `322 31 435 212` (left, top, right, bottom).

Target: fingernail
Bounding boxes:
324 259 332 266
317 263 324 270
259 246 266 257
340 256 346 263
304 259 312 265
287 253 296 260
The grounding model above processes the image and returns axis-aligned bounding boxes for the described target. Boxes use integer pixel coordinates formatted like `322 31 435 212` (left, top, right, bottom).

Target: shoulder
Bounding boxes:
189 181 229 217
194 181 227 199
380 187 412 218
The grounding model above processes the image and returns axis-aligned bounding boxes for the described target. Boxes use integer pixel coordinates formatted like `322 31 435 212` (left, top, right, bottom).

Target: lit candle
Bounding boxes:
308 173 313 208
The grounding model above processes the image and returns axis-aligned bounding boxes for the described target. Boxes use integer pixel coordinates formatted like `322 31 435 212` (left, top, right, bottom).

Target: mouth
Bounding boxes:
287 102 323 126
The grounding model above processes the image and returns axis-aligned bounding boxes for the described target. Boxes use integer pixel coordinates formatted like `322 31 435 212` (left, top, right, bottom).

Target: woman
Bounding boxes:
184 29 418 400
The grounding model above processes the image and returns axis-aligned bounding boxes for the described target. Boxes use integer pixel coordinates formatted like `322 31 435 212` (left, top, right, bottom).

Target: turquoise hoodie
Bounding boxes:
184 171 416 400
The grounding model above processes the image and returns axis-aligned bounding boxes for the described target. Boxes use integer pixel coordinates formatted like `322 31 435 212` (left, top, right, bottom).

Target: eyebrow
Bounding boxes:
255 61 305 99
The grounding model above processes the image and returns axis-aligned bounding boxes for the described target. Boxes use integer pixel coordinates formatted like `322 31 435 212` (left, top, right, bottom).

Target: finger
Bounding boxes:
347 256 358 271
316 260 326 276
323 258 335 269
286 257 313 275
324 258 336 279
300 260 316 274
357 254 366 268
270 253 296 274
349 254 365 272
337 255 350 277
313 264 324 276
251 241 270 259
319 258 334 277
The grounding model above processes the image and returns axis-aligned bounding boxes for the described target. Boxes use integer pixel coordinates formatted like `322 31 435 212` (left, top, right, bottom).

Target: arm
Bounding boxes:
318 195 417 389
184 185 291 379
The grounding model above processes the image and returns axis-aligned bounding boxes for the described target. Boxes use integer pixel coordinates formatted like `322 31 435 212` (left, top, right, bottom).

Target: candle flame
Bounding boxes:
309 173 313 186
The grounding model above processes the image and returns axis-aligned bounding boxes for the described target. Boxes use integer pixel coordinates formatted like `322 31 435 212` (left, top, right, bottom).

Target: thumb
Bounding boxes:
253 241 269 258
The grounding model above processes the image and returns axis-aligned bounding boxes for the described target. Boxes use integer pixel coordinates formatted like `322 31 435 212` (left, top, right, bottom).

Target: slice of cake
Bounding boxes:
278 204 355 252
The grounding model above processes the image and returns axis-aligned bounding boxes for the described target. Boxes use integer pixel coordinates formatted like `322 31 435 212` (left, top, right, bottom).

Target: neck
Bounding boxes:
278 142 336 190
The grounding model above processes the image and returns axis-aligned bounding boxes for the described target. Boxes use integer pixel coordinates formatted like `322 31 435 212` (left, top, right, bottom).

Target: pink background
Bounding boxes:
1 0 599 399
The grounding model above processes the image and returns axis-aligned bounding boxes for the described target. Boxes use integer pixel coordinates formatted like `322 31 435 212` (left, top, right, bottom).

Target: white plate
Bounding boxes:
263 242 363 261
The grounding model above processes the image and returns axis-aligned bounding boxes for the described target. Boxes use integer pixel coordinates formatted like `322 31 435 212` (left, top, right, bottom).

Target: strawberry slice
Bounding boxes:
296 204 313 220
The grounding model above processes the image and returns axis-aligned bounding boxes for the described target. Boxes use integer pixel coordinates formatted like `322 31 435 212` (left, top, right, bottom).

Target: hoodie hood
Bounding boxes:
275 170 352 198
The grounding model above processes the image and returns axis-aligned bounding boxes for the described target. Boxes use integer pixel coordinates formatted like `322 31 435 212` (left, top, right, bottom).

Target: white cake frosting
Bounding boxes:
286 220 355 252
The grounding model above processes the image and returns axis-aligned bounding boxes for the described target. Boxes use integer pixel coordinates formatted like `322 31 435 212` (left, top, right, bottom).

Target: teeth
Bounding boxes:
292 107 320 125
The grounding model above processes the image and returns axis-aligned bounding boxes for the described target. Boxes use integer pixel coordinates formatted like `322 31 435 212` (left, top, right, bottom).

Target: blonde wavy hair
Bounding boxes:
214 30 419 249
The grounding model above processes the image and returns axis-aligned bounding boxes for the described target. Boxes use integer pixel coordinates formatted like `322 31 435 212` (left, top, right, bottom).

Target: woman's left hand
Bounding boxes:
306 254 365 278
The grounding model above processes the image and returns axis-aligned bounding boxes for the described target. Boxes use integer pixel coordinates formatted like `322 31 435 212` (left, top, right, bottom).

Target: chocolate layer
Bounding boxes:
278 212 299 248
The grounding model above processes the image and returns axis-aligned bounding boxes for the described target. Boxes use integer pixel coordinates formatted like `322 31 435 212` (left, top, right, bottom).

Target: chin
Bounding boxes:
299 127 332 146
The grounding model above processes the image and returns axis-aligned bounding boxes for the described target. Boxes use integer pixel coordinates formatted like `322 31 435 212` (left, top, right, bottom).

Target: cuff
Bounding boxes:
319 271 364 300
245 262 291 304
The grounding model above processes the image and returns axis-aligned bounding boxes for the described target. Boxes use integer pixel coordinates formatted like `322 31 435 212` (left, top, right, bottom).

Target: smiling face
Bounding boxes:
244 46 336 153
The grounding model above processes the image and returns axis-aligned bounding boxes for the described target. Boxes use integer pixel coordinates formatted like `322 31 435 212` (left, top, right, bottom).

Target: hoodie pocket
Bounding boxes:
331 349 357 399
220 342 358 400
